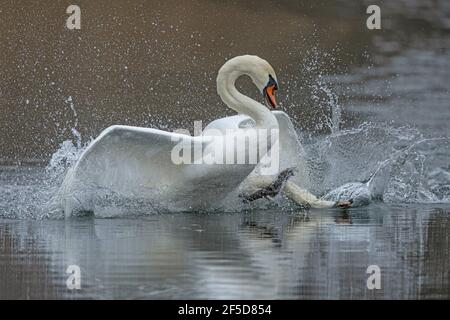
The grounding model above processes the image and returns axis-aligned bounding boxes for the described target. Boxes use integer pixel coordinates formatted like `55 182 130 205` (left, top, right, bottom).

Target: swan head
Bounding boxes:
218 55 279 108
243 55 278 109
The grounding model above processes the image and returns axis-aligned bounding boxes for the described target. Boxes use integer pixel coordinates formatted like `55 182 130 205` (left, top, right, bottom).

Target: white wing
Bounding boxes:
73 125 196 187
61 125 254 215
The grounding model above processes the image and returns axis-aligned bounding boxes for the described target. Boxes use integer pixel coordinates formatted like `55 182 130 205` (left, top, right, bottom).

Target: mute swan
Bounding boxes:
60 55 351 217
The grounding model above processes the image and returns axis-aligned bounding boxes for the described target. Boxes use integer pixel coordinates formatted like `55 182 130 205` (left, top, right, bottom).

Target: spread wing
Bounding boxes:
62 125 254 215
70 125 205 192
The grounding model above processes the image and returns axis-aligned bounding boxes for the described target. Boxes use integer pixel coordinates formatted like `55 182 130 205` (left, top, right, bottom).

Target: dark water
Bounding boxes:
1 0 450 299
1 204 450 299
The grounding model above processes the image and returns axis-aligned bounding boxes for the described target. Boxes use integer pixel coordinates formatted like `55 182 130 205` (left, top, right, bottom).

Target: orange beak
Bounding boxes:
264 84 277 108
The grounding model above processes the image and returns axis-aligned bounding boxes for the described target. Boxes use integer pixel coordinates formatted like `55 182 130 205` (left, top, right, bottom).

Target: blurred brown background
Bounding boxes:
1 0 448 162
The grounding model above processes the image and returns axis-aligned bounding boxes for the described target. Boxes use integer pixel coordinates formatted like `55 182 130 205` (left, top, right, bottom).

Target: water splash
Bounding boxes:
0 97 90 219
47 96 88 182
306 123 450 205
64 96 82 149
284 46 343 135
311 77 341 134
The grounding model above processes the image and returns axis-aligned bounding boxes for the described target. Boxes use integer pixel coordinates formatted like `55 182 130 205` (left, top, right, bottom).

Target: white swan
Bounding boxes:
60 55 350 217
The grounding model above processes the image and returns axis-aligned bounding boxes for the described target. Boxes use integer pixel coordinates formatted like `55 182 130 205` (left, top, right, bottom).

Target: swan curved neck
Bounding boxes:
217 69 278 130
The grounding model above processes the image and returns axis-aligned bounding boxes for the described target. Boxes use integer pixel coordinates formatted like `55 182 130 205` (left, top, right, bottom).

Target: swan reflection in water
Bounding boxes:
1 205 448 299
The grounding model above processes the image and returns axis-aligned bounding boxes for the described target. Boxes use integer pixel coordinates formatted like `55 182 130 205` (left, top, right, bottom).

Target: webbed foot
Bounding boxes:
240 167 296 203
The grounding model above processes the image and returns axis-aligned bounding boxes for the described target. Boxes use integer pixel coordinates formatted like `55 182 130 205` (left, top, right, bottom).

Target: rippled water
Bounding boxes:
1 204 449 299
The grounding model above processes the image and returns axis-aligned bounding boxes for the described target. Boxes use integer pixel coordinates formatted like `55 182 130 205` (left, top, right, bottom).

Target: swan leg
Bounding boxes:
240 168 353 209
283 181 353 209
240 167 295 202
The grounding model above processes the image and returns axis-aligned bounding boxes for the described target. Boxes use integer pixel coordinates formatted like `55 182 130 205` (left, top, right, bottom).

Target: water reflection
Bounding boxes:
1 204 449 299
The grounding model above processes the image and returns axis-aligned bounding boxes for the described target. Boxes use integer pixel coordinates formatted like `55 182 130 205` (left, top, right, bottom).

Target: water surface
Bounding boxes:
1 204 449 299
